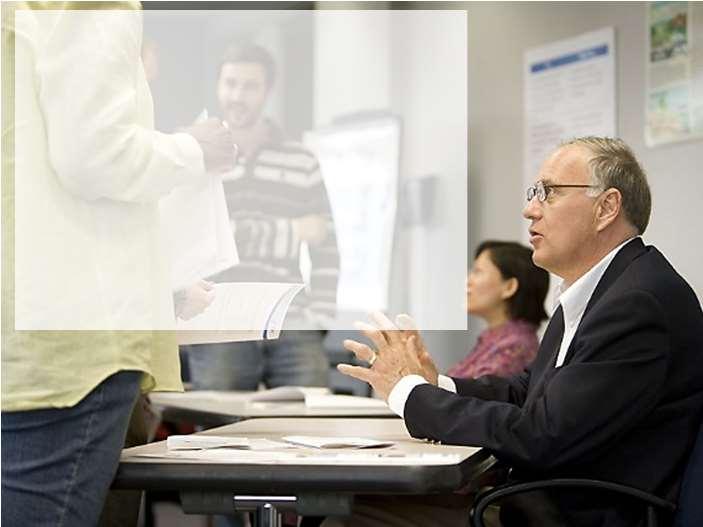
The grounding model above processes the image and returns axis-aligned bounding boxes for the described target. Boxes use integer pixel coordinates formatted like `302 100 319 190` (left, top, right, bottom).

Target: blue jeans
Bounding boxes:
186 330 329 390
2 370 141 527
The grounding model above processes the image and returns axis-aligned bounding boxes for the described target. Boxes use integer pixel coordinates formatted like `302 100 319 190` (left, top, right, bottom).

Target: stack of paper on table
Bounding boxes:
165 434 393 451
249 386 388 409
167 435 250 450
281 436 394 449
166 435 293 451
303 394 388 409
248 386 330 402
150 387 389 410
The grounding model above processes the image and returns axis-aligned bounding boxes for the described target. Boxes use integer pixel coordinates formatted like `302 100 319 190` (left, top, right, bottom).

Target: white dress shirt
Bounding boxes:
388 374 457 416
387 237 637 418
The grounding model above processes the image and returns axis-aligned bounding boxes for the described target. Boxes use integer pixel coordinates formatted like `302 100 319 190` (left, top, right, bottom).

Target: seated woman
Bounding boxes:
447 240 549 379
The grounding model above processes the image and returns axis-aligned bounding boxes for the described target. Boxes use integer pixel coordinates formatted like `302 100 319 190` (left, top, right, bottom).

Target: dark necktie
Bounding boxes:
525 305 566 404
541 304 565 368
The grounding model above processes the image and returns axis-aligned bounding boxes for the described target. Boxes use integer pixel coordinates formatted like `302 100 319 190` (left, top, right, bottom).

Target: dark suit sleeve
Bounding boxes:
405 289 669 472
452 369 531 406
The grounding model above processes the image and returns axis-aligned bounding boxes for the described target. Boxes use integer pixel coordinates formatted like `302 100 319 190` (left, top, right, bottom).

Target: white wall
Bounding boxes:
389 10 468 368
468 2 703 326
313 11 392 126
313 9 469 369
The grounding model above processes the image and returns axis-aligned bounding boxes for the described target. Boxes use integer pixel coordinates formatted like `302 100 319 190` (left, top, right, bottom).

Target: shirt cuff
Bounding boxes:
437 374 457 393
387 375 428 418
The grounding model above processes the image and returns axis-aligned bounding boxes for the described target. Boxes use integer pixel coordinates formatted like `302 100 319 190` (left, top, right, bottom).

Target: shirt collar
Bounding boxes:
556 237 637 329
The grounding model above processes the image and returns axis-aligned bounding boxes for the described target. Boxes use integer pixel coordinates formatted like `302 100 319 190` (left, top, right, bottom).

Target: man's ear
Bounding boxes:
595 188 622 232
501 277 519 300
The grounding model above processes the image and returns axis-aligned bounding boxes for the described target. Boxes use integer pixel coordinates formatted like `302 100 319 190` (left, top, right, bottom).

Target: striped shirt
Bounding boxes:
211 122 339 327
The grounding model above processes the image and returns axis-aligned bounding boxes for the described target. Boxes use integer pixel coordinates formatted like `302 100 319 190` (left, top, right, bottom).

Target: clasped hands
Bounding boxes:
337 312 439 401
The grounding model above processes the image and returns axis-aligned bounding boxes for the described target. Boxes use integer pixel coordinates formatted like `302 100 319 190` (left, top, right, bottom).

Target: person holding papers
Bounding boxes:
333 138 703 527
2 4 235 526
186 43 340 392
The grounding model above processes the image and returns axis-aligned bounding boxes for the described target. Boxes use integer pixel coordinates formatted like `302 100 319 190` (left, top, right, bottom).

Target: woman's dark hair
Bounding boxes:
474 240 549 325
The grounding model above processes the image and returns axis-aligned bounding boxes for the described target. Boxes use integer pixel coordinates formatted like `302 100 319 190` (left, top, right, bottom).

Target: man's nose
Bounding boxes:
228 86 245 102
523 196 541 220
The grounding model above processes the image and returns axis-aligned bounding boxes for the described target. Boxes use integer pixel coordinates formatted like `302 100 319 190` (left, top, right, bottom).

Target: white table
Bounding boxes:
115 418 494 527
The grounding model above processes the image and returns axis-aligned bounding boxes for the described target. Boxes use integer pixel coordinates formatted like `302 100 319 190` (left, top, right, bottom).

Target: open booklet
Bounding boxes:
176 282 304 344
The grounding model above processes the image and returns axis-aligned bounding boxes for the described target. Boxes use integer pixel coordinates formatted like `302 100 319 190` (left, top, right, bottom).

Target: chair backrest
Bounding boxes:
673 419 703 526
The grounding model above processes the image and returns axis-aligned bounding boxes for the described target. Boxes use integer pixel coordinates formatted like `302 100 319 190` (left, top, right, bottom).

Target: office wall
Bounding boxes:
314 10 469 369
468 2 703 335
389 10 469 369
313 10 392 125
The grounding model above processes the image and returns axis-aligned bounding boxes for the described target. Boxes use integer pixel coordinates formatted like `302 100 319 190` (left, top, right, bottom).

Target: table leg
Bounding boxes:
254 502 279 527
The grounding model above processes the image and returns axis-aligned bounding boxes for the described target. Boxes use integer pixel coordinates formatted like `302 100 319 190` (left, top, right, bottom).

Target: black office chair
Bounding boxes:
469 420 703 527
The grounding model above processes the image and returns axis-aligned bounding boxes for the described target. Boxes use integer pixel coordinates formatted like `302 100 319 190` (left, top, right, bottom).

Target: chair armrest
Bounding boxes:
469 478 676 527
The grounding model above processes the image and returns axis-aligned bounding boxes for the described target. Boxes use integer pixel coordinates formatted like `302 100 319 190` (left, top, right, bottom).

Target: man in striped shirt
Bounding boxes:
187 43 339 393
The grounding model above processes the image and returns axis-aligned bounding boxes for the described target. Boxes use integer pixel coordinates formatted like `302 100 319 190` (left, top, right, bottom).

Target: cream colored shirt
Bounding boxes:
2 3 206 411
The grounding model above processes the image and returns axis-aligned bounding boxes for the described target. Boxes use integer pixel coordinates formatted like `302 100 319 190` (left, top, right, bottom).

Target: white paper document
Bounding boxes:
303 394 388 410
247 387 388 410
160 175 239 292
281 435 394 449
249 386 331 402
167 435 250 451
176 282 304 344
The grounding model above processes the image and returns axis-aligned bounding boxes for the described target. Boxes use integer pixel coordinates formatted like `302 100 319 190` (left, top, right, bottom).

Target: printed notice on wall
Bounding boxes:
646 1 703 146
524 27 616 189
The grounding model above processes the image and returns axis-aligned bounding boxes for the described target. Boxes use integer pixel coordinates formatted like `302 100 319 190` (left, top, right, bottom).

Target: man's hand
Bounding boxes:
175 280 215 320
395 313 439 385
292 214 328 246
337 312 436 401
182 118 236 174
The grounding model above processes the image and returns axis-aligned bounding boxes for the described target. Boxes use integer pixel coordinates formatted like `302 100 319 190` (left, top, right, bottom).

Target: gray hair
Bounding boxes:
562 136 652 234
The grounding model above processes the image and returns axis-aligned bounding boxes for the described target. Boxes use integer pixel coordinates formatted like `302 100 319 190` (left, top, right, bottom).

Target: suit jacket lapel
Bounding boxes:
560 238 648 366
584 238 646 317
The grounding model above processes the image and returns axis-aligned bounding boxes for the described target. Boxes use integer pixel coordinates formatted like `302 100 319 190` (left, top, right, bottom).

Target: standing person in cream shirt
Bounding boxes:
1 3 235 525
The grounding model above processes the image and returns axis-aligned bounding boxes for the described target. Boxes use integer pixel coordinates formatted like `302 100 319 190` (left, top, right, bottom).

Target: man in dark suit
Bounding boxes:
335 137 703 527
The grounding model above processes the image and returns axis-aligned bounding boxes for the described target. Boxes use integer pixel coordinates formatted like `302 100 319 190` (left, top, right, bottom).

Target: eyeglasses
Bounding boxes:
526 180 600 202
